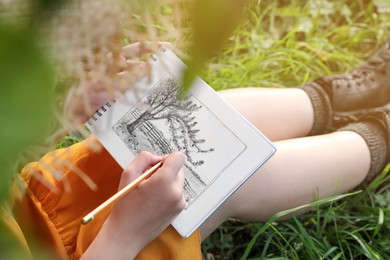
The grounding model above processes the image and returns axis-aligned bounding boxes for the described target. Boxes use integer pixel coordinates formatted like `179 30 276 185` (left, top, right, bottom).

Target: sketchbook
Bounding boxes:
86 46 276 238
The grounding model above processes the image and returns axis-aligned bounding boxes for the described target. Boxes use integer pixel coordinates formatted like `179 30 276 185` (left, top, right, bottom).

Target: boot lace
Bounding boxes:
332 40 390 89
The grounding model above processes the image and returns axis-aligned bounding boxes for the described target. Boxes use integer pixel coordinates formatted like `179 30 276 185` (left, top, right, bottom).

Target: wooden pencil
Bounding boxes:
81 161 163 225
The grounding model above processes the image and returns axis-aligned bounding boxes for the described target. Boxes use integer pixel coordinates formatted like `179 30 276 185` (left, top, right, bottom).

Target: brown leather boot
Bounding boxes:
315 39 390 112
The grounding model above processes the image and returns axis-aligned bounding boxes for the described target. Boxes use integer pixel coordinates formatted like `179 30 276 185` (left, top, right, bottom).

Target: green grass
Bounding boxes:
199 0 390 259
201 0 389 90
202 169 390 259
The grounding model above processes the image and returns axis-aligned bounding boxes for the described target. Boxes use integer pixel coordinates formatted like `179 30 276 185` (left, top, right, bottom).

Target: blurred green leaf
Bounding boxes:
0 26 54 202
182 0 248 93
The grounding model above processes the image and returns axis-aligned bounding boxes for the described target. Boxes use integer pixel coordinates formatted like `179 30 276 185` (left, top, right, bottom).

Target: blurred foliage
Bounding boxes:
0 0 72 200
0 26 54 202
0 0 62 257
181 0 248 93
55 131 85 149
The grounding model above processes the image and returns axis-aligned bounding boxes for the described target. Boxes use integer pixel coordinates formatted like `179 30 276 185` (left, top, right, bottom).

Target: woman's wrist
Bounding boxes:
81 217 142 260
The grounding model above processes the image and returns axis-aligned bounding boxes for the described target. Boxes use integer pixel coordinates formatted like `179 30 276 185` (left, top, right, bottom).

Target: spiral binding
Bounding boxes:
86 99 117 126
151 46 167 61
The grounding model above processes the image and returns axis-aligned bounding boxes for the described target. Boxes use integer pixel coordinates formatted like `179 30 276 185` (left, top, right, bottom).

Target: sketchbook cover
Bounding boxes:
87 46 276 237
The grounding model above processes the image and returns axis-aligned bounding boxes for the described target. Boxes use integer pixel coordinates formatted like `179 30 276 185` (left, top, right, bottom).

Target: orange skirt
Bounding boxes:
12 137 201 259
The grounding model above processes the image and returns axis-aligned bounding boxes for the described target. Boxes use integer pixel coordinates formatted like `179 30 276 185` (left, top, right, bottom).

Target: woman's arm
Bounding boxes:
81 151 186 259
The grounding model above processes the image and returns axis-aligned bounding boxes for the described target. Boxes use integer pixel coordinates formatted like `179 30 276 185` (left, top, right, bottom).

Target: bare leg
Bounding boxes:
219 87 315 141
200 131 371 240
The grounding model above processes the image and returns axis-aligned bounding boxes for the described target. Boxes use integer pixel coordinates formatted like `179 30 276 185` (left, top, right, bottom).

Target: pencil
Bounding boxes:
81 160 163 225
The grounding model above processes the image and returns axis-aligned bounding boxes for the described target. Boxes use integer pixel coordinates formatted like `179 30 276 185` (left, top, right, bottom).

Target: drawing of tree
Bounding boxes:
126 77 214 167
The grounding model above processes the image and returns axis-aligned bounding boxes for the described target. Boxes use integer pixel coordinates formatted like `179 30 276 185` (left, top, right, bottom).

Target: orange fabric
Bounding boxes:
13 137 201 259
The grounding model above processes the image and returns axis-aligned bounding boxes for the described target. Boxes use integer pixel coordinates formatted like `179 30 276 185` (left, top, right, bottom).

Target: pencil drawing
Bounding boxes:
113 74 247 206
114 75 215 205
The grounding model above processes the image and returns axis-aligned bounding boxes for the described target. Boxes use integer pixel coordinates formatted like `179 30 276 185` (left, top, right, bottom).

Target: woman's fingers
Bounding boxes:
121 41 173 60
121 151 163 187
107 42 172 73
160 151 186 181
116 60 150 90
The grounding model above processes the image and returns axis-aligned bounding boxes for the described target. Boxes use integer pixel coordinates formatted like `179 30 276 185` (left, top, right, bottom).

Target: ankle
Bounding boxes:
300 82 332 135
338 120 388 186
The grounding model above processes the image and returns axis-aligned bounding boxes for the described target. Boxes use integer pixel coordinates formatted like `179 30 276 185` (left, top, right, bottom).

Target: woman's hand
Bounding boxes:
82 151 186 259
